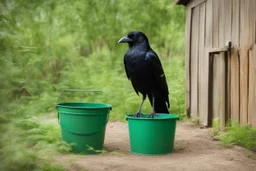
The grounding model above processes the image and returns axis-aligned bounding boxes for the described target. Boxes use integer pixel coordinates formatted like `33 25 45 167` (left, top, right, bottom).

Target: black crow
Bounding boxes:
118 31 170 118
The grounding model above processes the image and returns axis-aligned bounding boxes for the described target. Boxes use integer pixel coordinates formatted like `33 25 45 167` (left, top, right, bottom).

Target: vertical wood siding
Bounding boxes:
185 0 256 128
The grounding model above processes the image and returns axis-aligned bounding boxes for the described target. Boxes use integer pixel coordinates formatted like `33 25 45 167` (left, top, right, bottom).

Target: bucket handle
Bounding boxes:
56 89 110 104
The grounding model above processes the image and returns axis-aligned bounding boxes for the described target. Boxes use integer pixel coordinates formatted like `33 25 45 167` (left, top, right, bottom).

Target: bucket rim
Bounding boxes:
56 102 112 109
126 114 179 120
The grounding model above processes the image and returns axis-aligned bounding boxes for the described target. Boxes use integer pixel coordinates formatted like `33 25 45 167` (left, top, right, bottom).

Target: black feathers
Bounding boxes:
118 31 170 117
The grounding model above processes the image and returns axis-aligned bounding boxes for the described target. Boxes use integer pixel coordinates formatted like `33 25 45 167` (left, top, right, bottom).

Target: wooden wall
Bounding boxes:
185 0 256 128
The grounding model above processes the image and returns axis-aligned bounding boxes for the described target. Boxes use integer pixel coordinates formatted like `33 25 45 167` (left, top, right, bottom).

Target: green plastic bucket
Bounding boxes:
126 114 179 155
56 90 112 154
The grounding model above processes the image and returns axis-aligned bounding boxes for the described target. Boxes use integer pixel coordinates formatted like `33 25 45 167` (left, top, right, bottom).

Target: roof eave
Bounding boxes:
174 0 189 6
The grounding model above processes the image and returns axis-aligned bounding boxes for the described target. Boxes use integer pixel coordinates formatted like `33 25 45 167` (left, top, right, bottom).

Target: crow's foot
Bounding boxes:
148 112 157 118
133 112 144 118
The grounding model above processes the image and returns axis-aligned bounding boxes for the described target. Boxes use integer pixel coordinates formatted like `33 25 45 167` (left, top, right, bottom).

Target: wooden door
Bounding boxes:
208 50 230 130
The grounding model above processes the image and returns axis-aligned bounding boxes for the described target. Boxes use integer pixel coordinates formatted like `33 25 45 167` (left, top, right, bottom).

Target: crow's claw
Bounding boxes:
133 112 144 118
148 113 157 118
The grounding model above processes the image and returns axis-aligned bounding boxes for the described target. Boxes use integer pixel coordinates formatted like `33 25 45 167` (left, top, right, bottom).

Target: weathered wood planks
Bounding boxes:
190 6 200 118
184 0 256 128
198 2 207 125
239 0 250 125
248 44 256 128
230 0 240 123
185 4 192 118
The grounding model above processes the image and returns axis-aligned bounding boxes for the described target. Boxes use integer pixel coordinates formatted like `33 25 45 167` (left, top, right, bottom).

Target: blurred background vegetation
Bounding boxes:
0 0 185 170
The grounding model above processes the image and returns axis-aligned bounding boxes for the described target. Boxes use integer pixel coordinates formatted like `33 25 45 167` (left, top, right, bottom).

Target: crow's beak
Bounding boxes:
118 36 133 43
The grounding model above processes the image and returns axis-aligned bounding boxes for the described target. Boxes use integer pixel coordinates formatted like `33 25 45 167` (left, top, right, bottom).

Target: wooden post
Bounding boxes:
185 6 192 118
239 0 250 125
230 0 240 123
198 2 207 126
224 0 232 121
190 6 200 118
248 44 256 128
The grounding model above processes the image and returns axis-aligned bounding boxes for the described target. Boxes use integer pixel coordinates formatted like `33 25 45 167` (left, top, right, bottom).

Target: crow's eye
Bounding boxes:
128 33 134 39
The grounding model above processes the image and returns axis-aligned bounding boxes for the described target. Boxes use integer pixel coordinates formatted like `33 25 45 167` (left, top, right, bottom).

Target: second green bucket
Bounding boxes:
126 114 179 155
56 90 112 154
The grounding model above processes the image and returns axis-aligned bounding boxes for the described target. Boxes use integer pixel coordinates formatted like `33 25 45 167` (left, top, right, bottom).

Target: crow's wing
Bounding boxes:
145 51 170 107
124 58 130 80
124 57 139 95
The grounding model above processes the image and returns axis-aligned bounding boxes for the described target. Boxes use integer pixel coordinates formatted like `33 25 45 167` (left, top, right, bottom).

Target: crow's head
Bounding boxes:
118 31 149 48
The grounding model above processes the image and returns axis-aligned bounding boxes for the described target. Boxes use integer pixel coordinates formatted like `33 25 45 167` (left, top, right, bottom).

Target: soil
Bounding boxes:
53 120 256 171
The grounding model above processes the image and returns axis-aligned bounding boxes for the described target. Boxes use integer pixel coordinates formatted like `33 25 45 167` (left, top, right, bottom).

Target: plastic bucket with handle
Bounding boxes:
56 89 112 154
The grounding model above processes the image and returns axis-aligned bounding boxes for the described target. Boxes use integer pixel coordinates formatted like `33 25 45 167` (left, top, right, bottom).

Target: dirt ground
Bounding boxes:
55 121 256 171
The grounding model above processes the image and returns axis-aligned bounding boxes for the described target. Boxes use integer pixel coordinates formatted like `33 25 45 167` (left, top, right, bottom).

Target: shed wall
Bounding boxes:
185 0 256 128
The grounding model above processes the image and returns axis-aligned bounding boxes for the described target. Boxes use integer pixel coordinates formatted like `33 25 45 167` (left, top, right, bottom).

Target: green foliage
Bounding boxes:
0 115 72 170
0 146 37 171
0 0 185 170
209 118 220 136
218 123 256 152
191 117 200 125
40 163 68 171
208 119 256 153
0 0 185 104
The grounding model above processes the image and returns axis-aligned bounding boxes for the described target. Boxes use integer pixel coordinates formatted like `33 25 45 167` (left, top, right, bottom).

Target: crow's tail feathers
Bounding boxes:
149 95 169 114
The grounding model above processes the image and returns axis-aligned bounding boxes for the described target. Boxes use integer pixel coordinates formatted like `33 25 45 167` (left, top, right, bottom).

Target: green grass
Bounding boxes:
0 114 72 170
208 118 220 137
208 118 256 153
218 123 256 152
